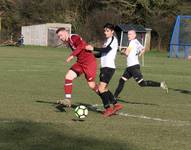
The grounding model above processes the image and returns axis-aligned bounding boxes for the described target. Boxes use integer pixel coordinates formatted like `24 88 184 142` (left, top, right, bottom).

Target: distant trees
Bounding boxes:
0 0 181 50
139 0 179 51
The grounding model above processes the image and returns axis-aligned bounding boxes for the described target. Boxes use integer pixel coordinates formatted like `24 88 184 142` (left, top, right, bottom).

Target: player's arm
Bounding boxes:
139 48 145 57
93 52 102 58
66 42 85 62
85 45 102 58
122 46 131 56
66 36 86 63
94 45 112 53
70 37 86 57
66 55 74 63
136 41 145 57
86 45 112 53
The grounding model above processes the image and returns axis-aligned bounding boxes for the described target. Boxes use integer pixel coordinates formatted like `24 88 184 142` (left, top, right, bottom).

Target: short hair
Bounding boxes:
103 23 115 31
128 29 136 34
56 27 66 34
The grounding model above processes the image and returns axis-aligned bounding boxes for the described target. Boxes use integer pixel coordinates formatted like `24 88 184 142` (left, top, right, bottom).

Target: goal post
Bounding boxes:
169 15 191 58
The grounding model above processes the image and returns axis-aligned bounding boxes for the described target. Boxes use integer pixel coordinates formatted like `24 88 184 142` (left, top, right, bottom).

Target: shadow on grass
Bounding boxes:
169 88 191 95
36 100 66 112
117 99 159 106
35 100 103 114
0 120 138 150
76 103 103 114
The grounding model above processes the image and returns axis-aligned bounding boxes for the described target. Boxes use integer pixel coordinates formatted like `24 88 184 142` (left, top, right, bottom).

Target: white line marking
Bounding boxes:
91 104 191 126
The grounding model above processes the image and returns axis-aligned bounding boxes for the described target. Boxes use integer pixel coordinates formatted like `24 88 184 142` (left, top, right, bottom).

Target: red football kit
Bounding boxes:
68 34 97 81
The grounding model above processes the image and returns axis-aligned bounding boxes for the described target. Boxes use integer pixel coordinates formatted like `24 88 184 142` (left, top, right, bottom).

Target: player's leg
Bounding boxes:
98 68 123 116
98 81 110 108
138 79 168 93
87 81 99 93
58 63 82 107
98 68 113 116
57 69 78 107
133 65 168 93
138 79 160 87
114 77 127 99
84 60 99 93
132 65 159 87
114 68 131 99
64 69 78 98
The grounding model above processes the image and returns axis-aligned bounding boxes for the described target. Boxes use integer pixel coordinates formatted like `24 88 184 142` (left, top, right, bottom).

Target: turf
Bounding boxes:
0 46 190 150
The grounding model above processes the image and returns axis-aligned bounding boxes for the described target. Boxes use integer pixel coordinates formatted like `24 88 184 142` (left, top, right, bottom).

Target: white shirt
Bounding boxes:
101 36 118 68
127 39 144 67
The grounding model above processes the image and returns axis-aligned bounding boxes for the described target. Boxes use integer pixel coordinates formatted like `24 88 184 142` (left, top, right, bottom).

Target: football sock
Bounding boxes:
64 79 73 99
114 78 126 98
138 80 160 87
99 91 110 109
108 90 117 105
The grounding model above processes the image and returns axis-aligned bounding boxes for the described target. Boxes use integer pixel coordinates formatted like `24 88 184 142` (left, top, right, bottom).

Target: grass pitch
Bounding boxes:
0 46 191 150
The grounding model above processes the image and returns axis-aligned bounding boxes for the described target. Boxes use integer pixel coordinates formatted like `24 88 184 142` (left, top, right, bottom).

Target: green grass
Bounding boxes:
0 46 191 150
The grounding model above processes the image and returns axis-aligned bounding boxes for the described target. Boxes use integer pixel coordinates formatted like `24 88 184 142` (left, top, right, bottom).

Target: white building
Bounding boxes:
21 23 71 47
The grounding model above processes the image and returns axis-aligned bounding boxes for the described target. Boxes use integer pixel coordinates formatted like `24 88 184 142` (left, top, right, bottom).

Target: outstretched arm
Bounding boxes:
86 45 112 53
121 46 131 56
66 35 86 63
70 41 86 56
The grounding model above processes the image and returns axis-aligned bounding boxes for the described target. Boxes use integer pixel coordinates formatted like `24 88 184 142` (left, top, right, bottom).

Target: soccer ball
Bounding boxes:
75 105 88 119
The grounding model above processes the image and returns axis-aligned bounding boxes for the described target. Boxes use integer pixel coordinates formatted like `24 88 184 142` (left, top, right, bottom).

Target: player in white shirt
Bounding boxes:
114 30 168 99
86 23 123 117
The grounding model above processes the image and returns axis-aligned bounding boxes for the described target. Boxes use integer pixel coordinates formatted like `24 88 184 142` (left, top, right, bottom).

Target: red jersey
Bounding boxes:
68 34 96 64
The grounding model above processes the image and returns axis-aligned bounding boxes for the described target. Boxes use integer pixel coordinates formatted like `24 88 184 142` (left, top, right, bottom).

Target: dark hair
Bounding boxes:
56 27 66 34
103 23 115 31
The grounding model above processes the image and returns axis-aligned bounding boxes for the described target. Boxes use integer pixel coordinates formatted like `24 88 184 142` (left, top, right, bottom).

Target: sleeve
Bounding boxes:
137 41 144 52
94 45 112 53
70 35 86 56
93 36 115 53
93 51 102 58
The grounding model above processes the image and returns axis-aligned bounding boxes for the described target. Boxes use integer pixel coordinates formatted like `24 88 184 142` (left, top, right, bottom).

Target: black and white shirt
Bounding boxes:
94 36 118 68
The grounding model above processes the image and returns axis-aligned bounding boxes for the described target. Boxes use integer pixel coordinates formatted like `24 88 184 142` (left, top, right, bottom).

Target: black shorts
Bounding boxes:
100 67 115 84
122 64 143 82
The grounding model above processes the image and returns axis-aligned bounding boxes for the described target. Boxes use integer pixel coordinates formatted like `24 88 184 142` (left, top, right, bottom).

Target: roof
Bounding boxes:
22 23 71 28
115 24 146 32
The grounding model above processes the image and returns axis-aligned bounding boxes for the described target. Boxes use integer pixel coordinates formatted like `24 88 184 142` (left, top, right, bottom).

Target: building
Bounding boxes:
115 24 152 51
21 23 71 47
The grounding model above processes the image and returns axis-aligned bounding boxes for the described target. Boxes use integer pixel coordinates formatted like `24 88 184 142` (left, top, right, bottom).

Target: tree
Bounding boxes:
82 8 121 42
136 0 179 51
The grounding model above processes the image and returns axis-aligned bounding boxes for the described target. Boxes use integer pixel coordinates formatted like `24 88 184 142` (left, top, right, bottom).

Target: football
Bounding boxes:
75 105 88 119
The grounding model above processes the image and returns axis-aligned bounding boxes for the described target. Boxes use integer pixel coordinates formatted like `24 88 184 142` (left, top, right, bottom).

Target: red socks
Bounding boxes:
64 79 72 99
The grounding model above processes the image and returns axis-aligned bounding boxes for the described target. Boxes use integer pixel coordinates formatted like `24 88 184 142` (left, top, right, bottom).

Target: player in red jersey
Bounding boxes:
56 28 98 107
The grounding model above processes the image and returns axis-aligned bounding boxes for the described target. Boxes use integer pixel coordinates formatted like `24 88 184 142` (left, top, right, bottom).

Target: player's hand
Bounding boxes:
85 45 94 51
122 49 129 56
188 55 191 61
139 49 145 57
120 48 126 55
66 55 74 63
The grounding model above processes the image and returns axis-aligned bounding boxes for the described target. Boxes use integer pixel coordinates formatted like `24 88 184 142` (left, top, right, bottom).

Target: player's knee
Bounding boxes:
89 84 95 90
65 73 72 80
138 80 146 87
88 82 95 89
98 85 106 93
65 70 77 80
120 77 127 84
